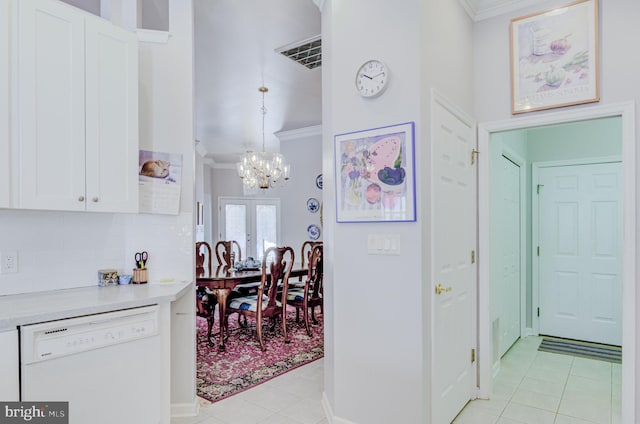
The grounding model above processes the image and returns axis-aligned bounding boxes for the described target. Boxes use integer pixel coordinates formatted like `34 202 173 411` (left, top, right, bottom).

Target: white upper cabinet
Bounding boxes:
0 1 11 208
84 14 138 213
17 0 138 213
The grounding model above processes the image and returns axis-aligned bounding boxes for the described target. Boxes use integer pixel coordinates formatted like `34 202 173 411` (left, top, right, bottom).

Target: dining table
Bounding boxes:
196 264 308 351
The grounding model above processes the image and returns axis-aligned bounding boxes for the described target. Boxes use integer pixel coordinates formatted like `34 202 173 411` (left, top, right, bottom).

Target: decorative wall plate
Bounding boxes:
307 224 321 240
307 198 320 213
316 174 323 189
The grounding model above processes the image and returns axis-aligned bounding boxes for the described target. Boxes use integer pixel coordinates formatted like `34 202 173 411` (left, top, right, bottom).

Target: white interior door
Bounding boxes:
432 97 476 424
219 197 281 261
538 162 622 345
497 155 521 356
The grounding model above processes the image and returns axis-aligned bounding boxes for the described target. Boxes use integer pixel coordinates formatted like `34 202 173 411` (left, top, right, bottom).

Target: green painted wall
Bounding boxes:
527 117 622 162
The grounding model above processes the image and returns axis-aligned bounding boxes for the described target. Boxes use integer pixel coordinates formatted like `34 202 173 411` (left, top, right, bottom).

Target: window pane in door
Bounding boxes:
255 204 277 260
225 204 247 258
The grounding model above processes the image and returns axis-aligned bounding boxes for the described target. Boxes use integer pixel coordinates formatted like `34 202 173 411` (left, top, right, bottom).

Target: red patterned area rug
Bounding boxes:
196 305 324 402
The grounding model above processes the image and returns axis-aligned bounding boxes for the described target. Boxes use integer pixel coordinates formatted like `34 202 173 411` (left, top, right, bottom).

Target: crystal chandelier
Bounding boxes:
236 86 290 190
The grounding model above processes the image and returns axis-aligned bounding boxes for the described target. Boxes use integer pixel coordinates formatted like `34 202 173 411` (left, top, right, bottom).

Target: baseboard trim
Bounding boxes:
525 328 538 337
321 392 358 424
171 400 199 418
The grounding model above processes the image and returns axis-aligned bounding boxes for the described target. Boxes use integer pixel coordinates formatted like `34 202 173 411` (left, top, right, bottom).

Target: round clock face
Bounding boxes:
355 59 388 98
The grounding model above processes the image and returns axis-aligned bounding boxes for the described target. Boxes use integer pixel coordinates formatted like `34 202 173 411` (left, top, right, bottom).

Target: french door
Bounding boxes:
218 197 281 261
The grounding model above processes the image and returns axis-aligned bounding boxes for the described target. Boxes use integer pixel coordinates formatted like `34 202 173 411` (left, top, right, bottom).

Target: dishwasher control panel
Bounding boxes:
20 305 159 364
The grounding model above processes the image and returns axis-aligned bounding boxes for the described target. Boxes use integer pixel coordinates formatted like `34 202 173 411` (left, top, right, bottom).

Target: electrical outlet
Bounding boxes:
1 250 18 274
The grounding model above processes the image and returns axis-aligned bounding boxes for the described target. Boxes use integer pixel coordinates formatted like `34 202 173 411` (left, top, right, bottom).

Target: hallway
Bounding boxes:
454 336 621 424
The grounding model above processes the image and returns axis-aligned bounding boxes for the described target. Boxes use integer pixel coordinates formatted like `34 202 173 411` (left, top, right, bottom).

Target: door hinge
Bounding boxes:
471 149 479 165
537 246 540 256
537 184 544 194
471 348 476 363
471 250 476 264
537 307 540 317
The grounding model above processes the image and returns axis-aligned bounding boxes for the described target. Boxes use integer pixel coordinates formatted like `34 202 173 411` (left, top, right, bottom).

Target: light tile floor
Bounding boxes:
171 358 327 424
454 336 621 424
173 336 620 424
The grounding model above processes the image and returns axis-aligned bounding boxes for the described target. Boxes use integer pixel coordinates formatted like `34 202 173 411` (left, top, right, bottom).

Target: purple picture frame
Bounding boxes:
334 121 416 223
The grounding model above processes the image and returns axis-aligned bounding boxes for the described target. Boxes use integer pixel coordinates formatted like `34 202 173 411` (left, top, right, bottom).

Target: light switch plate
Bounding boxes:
367 235 400 255
1 250 18 274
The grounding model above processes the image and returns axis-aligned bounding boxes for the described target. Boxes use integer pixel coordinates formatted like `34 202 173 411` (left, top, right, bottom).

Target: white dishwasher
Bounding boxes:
20 305 161 424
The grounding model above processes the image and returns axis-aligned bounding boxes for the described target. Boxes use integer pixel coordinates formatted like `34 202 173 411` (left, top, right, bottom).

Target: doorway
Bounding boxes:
477 102 636 423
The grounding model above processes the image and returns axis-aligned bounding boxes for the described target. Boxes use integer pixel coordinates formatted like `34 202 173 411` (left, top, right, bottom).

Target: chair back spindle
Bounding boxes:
215 240 242 267
195 241 212 277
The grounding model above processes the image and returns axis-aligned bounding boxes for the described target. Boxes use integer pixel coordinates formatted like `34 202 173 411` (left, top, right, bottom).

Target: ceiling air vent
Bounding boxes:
276 35 321 70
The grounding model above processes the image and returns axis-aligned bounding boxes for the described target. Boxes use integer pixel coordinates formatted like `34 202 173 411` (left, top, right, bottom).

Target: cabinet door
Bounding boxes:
0 0 10 208
0 329 19 401
85 16 139 213
18 0 86 211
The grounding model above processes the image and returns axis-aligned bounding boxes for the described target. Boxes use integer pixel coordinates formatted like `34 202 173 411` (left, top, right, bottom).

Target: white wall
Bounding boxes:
278 126 323 255
322 0 474 422
474 0 640 413
323 1 422 421
209 167 243 243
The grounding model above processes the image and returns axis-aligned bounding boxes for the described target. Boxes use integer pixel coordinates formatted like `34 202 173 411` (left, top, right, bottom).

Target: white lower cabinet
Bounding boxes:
16 0 138 213
0 329 19 401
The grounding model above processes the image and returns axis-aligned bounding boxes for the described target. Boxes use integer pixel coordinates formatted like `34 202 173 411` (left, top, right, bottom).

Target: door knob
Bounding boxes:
78 196 85 202
435 283 453 295
92 197 99 202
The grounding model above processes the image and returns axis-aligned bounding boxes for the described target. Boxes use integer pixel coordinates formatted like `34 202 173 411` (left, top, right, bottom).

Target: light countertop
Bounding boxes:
0 281 192 329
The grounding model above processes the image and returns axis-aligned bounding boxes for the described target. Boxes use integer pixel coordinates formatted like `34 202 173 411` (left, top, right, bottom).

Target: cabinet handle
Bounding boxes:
92 197 99 202
78 196 85 202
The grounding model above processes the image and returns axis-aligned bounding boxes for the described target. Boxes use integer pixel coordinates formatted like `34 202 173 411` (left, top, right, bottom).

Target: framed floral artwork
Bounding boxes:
510 0 599 114
334 121 416 223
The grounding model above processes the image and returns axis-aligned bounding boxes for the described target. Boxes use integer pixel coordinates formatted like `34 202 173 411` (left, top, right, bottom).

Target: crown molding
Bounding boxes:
460 0 548 22
195 142 208 158
275 125 322 142
210 163 237 170
472 0 542 22
458 0 478 20
311 0 325 12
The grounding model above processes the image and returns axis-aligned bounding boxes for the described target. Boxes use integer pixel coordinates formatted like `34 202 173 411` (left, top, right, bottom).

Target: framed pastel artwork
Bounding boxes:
334 121 416 223
510 0 599 114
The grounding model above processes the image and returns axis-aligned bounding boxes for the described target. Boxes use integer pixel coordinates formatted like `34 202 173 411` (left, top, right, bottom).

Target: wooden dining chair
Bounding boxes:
215 240 242 267
286 244 323 336
195 242 217 345
291 241 322 287
225 246 294 351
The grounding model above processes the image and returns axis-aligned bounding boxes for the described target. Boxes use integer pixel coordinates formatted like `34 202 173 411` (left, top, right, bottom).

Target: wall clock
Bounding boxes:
355 59 389 98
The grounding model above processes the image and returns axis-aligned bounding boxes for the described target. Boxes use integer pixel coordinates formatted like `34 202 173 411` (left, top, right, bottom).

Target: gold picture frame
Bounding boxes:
510 0 599 114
